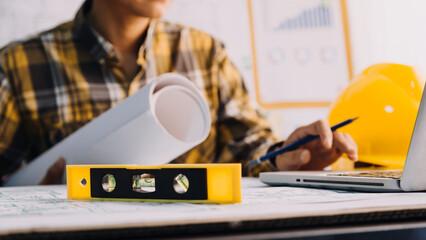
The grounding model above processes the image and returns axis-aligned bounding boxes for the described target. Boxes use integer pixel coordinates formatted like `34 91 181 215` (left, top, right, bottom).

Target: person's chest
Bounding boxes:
12 43 220 158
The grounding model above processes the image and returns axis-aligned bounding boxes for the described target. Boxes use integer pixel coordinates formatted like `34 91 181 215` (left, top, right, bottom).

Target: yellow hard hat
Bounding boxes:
328 63 425 169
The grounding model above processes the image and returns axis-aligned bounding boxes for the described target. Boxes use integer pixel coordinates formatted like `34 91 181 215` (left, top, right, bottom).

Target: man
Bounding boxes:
0 0 357 185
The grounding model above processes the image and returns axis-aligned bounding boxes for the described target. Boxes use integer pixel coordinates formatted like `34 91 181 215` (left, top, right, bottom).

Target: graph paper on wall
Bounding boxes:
248 0 352 108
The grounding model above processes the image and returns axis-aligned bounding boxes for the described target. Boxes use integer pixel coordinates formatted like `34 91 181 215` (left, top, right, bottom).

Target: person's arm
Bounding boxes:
0 59 29 184
212 42 279 177
0 54 66 186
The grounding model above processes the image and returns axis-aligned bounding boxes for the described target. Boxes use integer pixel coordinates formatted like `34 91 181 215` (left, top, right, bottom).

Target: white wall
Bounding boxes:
347 0 426 76
0 0 84 47
1 0 425 139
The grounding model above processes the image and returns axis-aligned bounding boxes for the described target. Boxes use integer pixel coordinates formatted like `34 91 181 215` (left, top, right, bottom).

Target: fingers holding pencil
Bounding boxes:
275 119 358 171
247 118 359 171
275 149 311 171
285 119 333 150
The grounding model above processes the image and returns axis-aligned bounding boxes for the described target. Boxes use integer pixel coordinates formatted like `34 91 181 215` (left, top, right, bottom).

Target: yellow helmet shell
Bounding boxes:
328 63 425 169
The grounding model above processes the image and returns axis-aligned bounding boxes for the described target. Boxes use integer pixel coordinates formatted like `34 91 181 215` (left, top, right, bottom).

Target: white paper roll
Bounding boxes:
5 73 211 186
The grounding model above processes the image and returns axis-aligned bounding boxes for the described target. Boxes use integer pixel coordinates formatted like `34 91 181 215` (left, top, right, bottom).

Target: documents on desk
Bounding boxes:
2 178 426 236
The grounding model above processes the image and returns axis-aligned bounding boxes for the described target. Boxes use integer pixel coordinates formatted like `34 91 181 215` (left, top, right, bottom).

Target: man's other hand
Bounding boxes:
276 119 358 171
39 158 66 185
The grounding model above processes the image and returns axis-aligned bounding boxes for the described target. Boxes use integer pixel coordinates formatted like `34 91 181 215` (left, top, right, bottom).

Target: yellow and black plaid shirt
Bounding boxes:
0 2 278 180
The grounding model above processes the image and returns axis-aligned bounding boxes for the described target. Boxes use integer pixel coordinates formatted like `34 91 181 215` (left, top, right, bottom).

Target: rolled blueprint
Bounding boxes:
5 73 211 186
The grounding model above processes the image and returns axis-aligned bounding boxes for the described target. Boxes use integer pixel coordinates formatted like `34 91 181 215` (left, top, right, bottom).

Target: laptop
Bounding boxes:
260 85 426 192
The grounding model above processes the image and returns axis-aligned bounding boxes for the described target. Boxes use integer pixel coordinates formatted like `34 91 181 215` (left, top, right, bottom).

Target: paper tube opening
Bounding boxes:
153 86 208 143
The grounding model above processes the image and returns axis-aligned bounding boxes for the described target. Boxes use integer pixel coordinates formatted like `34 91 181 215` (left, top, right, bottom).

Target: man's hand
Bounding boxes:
39 158 66 185
275 119 358 171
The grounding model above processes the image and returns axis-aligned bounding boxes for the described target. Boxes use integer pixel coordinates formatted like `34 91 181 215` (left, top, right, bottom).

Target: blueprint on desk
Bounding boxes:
2 178 426 235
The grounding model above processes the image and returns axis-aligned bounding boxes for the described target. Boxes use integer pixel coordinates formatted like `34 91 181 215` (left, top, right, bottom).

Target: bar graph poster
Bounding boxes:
248 0 352 108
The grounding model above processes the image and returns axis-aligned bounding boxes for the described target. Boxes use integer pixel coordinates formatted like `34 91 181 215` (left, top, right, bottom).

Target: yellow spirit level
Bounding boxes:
67 164 241 204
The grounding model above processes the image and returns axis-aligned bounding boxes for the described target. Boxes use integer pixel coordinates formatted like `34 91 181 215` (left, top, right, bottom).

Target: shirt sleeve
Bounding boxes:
0 58 28 181
212 42 280 176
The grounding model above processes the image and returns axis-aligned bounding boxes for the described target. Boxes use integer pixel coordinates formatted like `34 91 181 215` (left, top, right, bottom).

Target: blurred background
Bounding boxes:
1 0 424 141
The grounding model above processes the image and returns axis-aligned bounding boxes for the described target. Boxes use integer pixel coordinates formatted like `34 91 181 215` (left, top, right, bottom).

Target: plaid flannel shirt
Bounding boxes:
0 1 278 181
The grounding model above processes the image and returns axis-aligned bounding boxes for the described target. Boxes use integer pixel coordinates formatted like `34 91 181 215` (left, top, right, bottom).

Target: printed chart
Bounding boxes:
249 0 352 108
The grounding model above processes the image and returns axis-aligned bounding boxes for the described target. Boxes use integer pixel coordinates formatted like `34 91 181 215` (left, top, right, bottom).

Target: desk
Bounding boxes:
2 178 426 239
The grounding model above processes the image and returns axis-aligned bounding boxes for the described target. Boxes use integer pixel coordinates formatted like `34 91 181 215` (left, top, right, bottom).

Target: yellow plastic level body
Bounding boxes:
67 164 241 204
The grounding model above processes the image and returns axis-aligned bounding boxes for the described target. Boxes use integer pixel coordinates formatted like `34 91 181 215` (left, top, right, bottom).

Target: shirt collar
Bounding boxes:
73 0 156 65
137 19 156 65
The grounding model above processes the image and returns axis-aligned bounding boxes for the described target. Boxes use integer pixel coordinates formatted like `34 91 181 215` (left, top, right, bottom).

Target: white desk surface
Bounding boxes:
2 177 426 237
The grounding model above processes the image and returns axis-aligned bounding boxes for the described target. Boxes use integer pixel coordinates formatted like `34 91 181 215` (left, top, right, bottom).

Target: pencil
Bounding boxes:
247 117 358 168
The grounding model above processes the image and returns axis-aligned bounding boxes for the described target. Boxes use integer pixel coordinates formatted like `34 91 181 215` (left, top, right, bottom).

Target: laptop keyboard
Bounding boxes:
328 170 403 179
